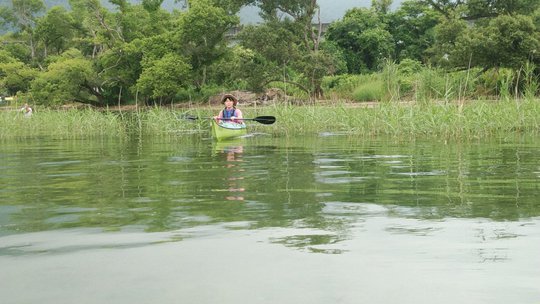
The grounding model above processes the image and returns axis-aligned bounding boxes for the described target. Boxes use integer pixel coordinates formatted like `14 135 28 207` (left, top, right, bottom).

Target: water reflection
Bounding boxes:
270 233 348 254
213 141 245 201
0 135 539 238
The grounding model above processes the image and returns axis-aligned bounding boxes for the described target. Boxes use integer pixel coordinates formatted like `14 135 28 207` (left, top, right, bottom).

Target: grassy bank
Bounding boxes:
1 100 539 139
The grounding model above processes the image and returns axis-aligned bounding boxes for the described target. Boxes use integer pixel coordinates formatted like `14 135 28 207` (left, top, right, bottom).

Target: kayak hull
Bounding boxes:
211 120 247 141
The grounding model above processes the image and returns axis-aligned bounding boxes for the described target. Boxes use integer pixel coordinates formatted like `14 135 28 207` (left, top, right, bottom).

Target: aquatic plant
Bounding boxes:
1 100 539 139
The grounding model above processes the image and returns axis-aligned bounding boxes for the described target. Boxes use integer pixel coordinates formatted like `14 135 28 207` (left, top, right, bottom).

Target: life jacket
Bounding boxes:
222 108 236 119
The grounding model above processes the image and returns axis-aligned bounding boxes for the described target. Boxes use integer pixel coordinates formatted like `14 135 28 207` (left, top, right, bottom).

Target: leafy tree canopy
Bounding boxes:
325 7 394 73
0 0 539 104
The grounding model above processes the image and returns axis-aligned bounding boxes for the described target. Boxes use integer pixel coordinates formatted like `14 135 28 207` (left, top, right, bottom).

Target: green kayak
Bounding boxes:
211 119 247 141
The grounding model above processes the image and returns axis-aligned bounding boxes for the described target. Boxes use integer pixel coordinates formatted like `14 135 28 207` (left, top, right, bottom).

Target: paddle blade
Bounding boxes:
253 116 276 125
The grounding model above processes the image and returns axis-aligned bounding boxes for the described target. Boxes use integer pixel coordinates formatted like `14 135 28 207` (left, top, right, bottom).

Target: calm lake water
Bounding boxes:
1 134 539 304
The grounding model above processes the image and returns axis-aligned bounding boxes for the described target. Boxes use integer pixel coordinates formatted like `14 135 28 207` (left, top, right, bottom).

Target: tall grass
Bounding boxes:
324 61 539 103
380 59 400 102
1 100 539 140
259 100 540 138
0 107 197 139
521 62 539 100
498 69 515 101
0 109 125 139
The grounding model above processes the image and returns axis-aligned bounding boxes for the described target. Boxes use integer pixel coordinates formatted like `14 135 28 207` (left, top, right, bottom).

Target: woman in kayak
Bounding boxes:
214 94 243 124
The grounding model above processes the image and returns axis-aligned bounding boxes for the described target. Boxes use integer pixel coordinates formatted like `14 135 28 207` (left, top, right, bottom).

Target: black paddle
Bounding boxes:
183 115 276 125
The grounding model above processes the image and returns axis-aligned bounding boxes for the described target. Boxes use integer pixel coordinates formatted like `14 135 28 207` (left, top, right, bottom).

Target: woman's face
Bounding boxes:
224 98 234 107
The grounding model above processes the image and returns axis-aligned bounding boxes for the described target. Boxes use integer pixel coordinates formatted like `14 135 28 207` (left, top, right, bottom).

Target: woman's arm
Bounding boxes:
214 110 224 122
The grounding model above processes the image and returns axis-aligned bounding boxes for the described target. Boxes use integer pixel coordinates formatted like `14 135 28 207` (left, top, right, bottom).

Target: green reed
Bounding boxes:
1 100 539 139
259 100 540 138
0 109 121 139
0 107 196 139
521 61 539 100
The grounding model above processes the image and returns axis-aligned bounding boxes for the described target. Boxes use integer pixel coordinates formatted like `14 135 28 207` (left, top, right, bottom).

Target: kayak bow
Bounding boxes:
211 119 247 141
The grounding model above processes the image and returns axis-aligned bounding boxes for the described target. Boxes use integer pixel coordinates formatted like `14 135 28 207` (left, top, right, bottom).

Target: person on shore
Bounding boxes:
214 94 243 124
20 103 33 117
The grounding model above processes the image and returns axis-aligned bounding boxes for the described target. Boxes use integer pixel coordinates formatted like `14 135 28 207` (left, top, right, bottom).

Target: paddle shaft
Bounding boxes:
185 115 275 125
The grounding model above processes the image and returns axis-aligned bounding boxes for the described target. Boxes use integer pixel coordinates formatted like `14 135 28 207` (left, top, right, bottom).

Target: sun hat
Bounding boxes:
221 94 238 106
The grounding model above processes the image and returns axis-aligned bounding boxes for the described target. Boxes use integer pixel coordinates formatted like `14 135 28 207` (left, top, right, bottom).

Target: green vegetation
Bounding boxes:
0 106 218 139
2 100 539 139
1 0 539 105
0 0 539 140
323 59 540 104
267 100 540 137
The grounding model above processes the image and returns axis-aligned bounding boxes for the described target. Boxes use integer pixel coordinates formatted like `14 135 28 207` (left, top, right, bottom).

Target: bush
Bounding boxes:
322 74 375 100
352 79 384 102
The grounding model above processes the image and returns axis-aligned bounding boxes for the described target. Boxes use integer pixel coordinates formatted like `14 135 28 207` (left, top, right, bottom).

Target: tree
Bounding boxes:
207 45 262 90
68 0 122 56
325 8 394 73
426 17 468 67
0 6 17 31
0 0 46 61
466 0 540 19
62 0 177 104
137 53 192 101
372 0 393 15
30 49 99 105
35 6 76 58
388 1 440 62
237 20 302 92
296 49 340 98
0 50 38 95
420 0 540 20
111 0 173 42
142 0 165 12
94 40 145 104
174 0 239 89
234 0 342 98
92 1 175 103
451 14 540 69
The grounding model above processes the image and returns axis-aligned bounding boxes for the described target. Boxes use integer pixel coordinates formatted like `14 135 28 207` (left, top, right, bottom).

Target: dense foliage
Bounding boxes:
1 0 540 105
